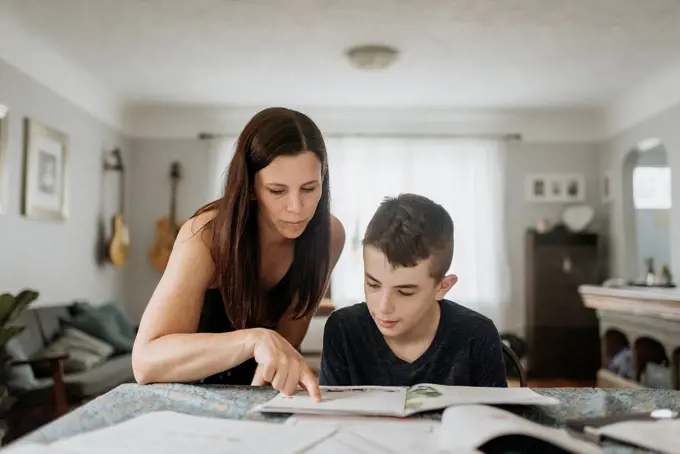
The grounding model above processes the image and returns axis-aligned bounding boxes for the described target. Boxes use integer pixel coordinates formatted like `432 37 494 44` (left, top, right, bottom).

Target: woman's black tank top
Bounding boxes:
195 269 292 385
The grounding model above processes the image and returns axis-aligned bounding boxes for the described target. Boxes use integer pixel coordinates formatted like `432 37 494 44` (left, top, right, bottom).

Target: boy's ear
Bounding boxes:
435 274 458 300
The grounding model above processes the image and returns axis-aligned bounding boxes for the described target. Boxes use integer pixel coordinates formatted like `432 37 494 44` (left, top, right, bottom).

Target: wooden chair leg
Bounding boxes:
11 353 70 418
49 359 69 417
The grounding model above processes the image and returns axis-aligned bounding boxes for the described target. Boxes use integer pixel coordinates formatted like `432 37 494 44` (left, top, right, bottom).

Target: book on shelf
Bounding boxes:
254 383 560 417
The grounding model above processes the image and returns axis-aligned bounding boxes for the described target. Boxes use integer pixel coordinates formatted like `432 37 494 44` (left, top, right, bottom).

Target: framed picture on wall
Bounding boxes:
0 104 8 214
525 174 549 201
22 117 69 221
526 173 586 203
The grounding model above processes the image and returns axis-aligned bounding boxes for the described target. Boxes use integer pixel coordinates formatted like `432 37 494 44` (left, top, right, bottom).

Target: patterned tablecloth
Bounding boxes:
15 384 680 453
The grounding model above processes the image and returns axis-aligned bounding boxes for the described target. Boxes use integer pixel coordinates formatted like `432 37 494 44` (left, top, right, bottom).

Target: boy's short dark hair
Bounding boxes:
362 193 454 280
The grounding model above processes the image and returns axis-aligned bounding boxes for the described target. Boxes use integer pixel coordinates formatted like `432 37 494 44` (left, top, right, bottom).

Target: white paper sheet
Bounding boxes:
258 386 408 416
8 411 335 454
437 405 601 454
3 445 80 454
586 418 680 454
285 415 476 454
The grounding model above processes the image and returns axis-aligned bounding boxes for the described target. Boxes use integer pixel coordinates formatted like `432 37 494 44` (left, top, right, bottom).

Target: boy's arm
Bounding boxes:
471 322 508 387
318 312 351 386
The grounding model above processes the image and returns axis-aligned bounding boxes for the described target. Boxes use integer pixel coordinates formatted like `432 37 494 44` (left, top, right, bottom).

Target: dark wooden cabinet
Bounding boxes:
525 228 602 380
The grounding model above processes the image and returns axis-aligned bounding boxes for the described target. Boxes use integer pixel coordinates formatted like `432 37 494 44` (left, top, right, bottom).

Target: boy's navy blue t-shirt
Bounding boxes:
318 299 508 388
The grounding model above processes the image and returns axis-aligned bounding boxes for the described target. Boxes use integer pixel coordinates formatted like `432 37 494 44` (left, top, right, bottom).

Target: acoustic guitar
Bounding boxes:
149 161 183 272
105 148 130 266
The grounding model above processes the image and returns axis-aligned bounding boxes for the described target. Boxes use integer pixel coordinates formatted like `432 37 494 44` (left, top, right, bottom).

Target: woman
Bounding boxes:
131 107 345 401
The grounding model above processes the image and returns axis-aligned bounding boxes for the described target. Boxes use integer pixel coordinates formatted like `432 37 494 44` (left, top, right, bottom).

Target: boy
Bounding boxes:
319 193 507 388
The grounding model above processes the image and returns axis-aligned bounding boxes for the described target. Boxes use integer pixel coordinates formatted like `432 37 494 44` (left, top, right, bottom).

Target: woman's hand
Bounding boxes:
250 328 321 401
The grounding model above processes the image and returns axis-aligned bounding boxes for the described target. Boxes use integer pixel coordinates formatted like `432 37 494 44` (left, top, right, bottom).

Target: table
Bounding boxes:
14 384 680 453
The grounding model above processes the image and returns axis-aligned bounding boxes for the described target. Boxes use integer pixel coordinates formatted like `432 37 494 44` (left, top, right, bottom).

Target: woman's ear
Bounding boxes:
435 274 458 300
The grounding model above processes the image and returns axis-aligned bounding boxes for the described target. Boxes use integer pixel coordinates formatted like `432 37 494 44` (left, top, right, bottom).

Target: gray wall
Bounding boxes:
125 138 215 322
124 138 603 334
0 58 129 309
600 105 680 281
503 142 602 332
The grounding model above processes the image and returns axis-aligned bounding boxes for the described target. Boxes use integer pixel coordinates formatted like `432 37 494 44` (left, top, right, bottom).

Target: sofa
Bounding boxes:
4 301 136 441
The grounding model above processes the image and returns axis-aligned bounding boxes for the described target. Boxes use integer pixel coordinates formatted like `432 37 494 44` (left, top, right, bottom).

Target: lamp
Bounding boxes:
345 44 399 70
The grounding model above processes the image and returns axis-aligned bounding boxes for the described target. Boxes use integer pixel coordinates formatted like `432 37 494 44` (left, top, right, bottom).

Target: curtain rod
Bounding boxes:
197 132 522 141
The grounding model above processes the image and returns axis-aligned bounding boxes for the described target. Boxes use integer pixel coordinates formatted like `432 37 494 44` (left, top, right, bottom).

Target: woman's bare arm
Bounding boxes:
131 212 261 384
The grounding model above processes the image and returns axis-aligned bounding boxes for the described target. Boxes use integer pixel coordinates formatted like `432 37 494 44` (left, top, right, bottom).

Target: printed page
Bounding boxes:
437 405 601 454
586 418 680 454
404 384 561 414
3 444 81 454
256 385 407 416
286 416 477 454
21 411 335 454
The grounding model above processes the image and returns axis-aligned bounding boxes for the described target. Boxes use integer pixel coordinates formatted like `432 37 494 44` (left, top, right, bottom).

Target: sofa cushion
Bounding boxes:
66 302 135 354
33 327 114 376
62 354 134 398
20 354 134 402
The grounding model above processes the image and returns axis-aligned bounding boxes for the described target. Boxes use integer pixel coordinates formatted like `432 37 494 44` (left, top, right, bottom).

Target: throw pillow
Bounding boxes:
35 327 115 375
66 302 135 354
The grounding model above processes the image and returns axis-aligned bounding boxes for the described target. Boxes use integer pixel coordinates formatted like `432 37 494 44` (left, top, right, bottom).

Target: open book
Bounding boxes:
255 384 560 417
584 418 680 454
436 405 601 454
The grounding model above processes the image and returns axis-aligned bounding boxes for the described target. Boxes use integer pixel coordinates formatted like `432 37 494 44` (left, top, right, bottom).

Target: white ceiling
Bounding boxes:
4 0 680 111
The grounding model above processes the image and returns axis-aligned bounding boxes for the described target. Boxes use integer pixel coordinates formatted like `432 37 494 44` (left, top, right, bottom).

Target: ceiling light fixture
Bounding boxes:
345 44 399 70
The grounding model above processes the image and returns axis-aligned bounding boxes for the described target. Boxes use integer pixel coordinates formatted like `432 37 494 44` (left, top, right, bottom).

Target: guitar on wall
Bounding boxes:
149 161 183 272
105 148 130 266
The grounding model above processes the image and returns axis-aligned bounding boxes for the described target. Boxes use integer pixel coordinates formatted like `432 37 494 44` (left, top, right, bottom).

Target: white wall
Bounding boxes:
599 103 680 281
0 58 129 309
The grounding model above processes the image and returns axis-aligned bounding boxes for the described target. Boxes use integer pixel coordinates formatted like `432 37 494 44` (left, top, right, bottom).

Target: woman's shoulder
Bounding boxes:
178 208 217 249
330 214 346 265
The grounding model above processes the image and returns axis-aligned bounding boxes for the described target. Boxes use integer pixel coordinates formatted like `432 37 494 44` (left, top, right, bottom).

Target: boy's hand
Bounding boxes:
250 328 321 402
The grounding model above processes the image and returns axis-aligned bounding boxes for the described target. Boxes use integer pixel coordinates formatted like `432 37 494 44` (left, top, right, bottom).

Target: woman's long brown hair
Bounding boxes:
194 107 331 330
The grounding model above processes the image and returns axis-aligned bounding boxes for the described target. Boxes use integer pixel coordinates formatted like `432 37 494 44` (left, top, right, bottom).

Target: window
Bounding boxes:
633 166 672 210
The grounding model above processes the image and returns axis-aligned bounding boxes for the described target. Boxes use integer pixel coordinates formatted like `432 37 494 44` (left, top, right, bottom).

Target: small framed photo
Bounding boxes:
0 104 8 214
22 118 69 221
563 174 585 202
547 176 565 201
526 174 549 202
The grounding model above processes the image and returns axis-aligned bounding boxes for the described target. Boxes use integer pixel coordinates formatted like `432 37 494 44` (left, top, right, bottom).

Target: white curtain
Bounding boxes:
326 136 511 329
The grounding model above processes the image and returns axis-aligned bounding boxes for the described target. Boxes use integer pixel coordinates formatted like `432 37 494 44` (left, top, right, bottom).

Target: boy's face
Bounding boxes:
363 245 457 339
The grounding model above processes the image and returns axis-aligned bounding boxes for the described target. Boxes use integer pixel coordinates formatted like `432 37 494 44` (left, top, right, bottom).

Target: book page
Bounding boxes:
285 415 477 454
14 411 335 454
404 384 561 414
4 445 81 454
438 405 601 454
586 418 680 454
256 385 407 416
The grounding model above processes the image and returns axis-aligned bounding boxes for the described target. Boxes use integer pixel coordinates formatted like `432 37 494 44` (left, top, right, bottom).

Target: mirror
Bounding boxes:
623 139 673 286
